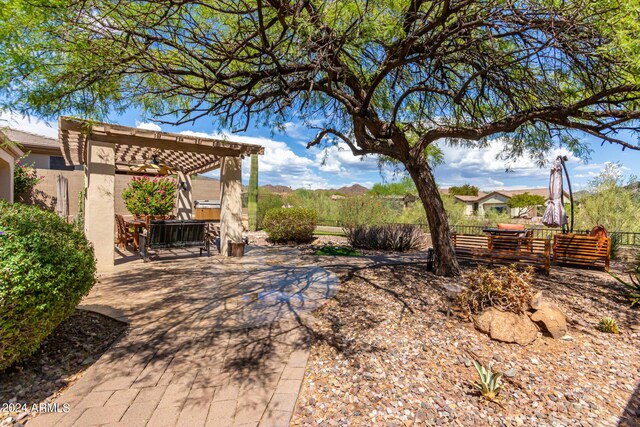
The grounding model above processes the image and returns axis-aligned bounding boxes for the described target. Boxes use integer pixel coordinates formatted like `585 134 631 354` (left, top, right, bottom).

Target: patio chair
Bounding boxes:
115 214 134 249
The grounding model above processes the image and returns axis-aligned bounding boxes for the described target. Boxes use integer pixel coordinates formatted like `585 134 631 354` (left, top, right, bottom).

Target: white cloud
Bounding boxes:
434 138 583 190
179 130 330 189
0 112 58 138
136 121 162 131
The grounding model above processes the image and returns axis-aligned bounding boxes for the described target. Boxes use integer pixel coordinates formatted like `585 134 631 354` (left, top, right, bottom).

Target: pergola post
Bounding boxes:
84 139 115 271
220 156 243 256
176 171 192 220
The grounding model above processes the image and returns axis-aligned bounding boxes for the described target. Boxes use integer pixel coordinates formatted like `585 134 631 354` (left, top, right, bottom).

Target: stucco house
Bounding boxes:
4 128 222 218
443 188 570 218
0 130 24 203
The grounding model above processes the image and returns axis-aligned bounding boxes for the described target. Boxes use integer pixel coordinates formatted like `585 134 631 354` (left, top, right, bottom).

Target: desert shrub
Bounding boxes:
338 196 392 227
345 224 425 251
608 248 640 307
0 202 96 371
13 156 43 197
263 207 317 243
284 189 341 220
458 265 534 316
257 191 284 228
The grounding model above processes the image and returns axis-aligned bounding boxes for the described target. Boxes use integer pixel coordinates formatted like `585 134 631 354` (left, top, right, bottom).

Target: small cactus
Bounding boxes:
248 154 258 231
597 316 619 334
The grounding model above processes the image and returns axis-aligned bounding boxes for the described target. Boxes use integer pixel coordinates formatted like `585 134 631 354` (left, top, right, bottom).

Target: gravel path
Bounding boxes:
291 262 640 427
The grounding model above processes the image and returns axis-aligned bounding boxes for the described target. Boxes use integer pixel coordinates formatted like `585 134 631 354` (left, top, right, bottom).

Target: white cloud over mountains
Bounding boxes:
2 114 620 191
434 139 582 190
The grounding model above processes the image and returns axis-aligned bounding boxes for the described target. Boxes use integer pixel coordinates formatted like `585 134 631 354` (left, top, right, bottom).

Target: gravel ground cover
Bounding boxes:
0 310 127 426
291 263 640 427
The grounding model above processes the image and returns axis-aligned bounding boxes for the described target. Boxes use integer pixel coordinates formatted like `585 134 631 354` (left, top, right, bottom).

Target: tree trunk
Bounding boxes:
405 156 461 277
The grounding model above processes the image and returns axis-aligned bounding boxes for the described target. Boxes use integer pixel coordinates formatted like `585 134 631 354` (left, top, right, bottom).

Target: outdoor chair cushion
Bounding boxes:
497 223 525 230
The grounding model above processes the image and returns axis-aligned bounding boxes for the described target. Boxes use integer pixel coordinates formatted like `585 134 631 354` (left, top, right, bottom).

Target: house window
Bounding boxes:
49 156 74 171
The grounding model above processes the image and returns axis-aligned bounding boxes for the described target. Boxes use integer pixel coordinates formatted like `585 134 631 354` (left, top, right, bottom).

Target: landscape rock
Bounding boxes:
474 307 538 345
531 303 568 339
529 291 544 310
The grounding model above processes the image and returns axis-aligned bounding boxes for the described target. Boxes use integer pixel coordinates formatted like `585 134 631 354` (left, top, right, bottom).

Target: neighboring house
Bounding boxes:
0 130 24 203
443 188 570 218
4 128 222 218
3 129 79 171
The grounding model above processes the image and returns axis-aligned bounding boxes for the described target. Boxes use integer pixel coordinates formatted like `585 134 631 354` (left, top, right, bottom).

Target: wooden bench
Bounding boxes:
452 233 551 273
552 234 610 271
139 220 211 261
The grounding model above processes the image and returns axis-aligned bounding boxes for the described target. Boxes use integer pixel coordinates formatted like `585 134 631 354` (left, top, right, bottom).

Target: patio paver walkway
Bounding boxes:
26 246 339 427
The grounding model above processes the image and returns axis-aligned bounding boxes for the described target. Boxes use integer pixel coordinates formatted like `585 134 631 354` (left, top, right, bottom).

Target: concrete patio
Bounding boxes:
26 246 339 427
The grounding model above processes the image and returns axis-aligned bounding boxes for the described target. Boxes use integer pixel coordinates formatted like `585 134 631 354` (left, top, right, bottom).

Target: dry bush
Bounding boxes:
345 224 425 252
458 265 535 316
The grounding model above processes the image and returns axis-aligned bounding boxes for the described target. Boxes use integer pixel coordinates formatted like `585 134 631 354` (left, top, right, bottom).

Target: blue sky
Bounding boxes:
2 110 638 192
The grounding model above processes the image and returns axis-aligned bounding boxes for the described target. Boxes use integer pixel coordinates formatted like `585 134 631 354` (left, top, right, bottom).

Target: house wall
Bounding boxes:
23 153 51 170
478 194 510 215
0 148 15 202
18 170 222 219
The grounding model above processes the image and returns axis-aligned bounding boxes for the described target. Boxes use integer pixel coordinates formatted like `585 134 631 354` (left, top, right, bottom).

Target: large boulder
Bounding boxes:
530 303 568 339
474 307 538 345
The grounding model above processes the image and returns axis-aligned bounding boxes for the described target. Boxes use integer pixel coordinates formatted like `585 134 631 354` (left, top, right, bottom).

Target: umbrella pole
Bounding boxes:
558 156 574 233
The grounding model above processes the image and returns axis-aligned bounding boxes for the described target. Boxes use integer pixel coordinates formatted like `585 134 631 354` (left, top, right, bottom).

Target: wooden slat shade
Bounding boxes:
58 117 264 174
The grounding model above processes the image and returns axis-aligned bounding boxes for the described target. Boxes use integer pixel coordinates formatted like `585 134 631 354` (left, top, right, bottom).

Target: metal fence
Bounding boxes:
316 219 640 246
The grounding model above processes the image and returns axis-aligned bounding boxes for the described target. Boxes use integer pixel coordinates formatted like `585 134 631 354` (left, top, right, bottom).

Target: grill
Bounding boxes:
194 200 221 220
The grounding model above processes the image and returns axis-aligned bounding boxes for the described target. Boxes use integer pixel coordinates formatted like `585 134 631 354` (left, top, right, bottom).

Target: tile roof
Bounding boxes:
2 128 59 149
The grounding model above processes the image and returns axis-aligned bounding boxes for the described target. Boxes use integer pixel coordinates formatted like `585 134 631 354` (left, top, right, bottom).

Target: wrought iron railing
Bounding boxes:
315 220 640 246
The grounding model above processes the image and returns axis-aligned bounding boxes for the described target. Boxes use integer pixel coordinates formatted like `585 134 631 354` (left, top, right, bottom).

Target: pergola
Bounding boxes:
58 117 264 270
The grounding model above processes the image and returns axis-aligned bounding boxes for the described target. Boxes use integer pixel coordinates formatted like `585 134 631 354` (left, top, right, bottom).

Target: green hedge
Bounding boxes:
263 207 317 243
0 202 97 371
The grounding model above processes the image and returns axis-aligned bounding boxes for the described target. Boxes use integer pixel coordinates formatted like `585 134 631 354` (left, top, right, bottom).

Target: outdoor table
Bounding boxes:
482 228 528 251
125 219 147 250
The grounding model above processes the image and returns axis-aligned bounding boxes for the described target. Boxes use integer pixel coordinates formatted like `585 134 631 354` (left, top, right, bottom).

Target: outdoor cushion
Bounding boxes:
497 223 525 230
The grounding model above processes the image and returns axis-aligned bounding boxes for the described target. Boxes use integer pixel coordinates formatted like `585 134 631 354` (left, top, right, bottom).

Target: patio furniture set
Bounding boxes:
452 224 611 274
115 214 215 261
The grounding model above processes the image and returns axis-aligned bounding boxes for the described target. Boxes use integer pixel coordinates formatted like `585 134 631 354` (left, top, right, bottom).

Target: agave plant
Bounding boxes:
597 316 620 334
473 360 503 401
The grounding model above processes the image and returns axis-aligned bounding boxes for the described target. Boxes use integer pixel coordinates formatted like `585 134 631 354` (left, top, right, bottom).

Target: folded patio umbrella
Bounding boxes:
542 158 568 228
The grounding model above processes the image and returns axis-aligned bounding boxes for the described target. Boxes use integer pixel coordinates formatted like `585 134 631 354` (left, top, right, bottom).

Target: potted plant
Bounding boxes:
122 175 177 219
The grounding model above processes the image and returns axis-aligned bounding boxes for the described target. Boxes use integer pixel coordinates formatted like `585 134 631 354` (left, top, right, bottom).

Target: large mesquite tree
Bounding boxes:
2 0 640 275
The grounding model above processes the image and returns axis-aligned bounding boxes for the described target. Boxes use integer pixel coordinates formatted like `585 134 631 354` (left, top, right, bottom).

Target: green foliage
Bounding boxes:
13 156 43 196
574 163 640 233
248 154 258 231
507 193 546 208
121 176 177 216
284 189 341 221
448 184 479 197
368 176 417 197
473 360 504 402
0 201 97 371
263 207 317 243
345 224 425 252
458 265 534 316
338 196 394 227
257 191 284 228
608 252 640 307
597 316 620 334
507 192 546 218
313 245 360 257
